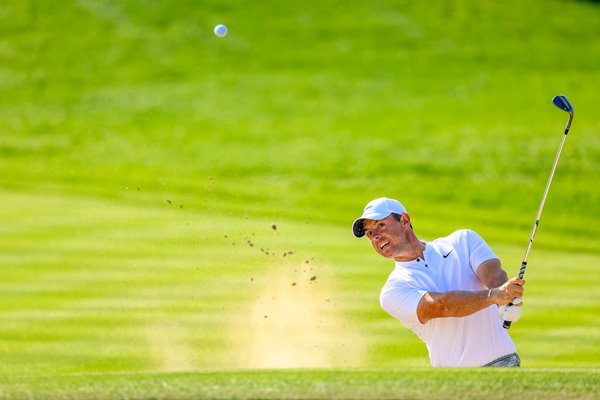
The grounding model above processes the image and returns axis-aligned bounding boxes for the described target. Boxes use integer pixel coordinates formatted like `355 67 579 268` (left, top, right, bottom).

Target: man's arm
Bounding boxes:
416 258 525 324
476 258 509 289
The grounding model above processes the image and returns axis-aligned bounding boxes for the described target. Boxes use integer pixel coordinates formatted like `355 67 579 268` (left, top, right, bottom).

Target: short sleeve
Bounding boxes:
466 229 498 273
380 281 427 329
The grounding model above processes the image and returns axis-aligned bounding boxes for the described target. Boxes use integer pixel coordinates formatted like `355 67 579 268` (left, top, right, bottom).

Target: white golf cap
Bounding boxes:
352 197 407 238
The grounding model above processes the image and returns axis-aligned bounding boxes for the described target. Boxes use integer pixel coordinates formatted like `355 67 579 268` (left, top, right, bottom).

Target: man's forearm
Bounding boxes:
417 289 494 324
417 275 525 324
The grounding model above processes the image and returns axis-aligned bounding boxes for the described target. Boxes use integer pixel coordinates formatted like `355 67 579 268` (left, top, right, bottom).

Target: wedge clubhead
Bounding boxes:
552 95 574 115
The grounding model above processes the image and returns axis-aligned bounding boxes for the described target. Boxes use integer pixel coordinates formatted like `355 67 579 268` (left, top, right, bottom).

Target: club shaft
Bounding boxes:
520 125 569 275
503 113 572 329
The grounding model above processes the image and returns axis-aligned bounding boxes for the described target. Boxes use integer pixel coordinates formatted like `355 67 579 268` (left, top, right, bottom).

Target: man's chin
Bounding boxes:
378 248 395 259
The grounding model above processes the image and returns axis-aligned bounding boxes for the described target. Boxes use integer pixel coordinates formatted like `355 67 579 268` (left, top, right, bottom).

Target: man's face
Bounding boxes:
363 214 407 259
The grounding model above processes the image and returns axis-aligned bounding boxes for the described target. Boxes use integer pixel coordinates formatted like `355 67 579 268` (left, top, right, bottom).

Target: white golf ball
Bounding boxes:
214 24 227 38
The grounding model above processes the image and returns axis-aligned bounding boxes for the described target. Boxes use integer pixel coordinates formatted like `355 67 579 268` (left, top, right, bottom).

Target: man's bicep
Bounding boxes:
476 258 508 288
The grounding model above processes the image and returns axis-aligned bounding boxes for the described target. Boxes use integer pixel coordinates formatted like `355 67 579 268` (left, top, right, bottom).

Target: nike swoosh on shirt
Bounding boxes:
442 249 454 258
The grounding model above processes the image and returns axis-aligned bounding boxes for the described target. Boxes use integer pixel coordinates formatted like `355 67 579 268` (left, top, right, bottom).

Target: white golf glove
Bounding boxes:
498 297 523 322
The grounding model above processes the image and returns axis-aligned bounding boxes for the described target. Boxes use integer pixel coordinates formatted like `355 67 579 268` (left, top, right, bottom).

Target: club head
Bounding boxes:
552 95 574 115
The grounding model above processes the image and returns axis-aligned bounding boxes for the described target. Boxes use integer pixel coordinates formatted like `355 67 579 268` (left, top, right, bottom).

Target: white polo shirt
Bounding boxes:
379 229 516 367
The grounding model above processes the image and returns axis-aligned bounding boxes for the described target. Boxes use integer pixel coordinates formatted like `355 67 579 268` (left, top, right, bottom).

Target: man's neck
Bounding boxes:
393 237 426 262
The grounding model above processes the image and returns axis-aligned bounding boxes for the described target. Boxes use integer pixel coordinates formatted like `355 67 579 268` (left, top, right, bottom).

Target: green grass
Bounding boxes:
1 0 600 397
1 369 599 400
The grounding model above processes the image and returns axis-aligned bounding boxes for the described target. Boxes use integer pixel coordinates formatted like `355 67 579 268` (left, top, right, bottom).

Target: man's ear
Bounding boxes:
400 213 409 224
400 213 412 229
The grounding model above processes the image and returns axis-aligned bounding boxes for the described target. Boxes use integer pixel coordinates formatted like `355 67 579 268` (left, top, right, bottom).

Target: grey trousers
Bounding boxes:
484 353 521 367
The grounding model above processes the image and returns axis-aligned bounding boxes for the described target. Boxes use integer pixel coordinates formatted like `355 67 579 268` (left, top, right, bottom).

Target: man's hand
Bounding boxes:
491 277 525 305
491 278 525 324
498 297 523 322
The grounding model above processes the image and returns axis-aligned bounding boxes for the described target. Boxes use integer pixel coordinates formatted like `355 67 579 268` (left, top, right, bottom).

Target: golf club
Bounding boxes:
503 94 574 329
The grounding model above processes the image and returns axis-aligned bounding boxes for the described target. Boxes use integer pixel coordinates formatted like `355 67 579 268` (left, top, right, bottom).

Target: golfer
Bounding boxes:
352 197 525 367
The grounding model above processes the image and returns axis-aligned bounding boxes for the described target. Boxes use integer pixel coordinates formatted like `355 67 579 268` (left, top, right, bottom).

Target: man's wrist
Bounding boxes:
487 288 495 304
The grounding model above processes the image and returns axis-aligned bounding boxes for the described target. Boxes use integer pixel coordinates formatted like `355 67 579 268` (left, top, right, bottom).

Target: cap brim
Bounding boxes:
352 218 365 238
352 211 392 238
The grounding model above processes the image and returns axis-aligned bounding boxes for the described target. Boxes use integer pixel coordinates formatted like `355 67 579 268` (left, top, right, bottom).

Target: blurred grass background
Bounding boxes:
1 0 599 382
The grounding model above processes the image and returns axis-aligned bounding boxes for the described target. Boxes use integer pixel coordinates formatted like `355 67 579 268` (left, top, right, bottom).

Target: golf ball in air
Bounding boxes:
214 24 227 37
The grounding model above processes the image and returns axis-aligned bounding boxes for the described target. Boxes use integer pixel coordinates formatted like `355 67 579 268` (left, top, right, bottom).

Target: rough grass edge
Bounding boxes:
1 368 599 400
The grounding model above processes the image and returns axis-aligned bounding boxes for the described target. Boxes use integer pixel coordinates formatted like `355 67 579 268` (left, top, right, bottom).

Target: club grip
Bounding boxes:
503 260 527 329
502 301 514 329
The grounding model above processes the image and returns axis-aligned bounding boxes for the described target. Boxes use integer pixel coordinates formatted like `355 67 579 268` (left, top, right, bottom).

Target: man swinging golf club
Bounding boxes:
352 197 524 367
352 96 574 367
